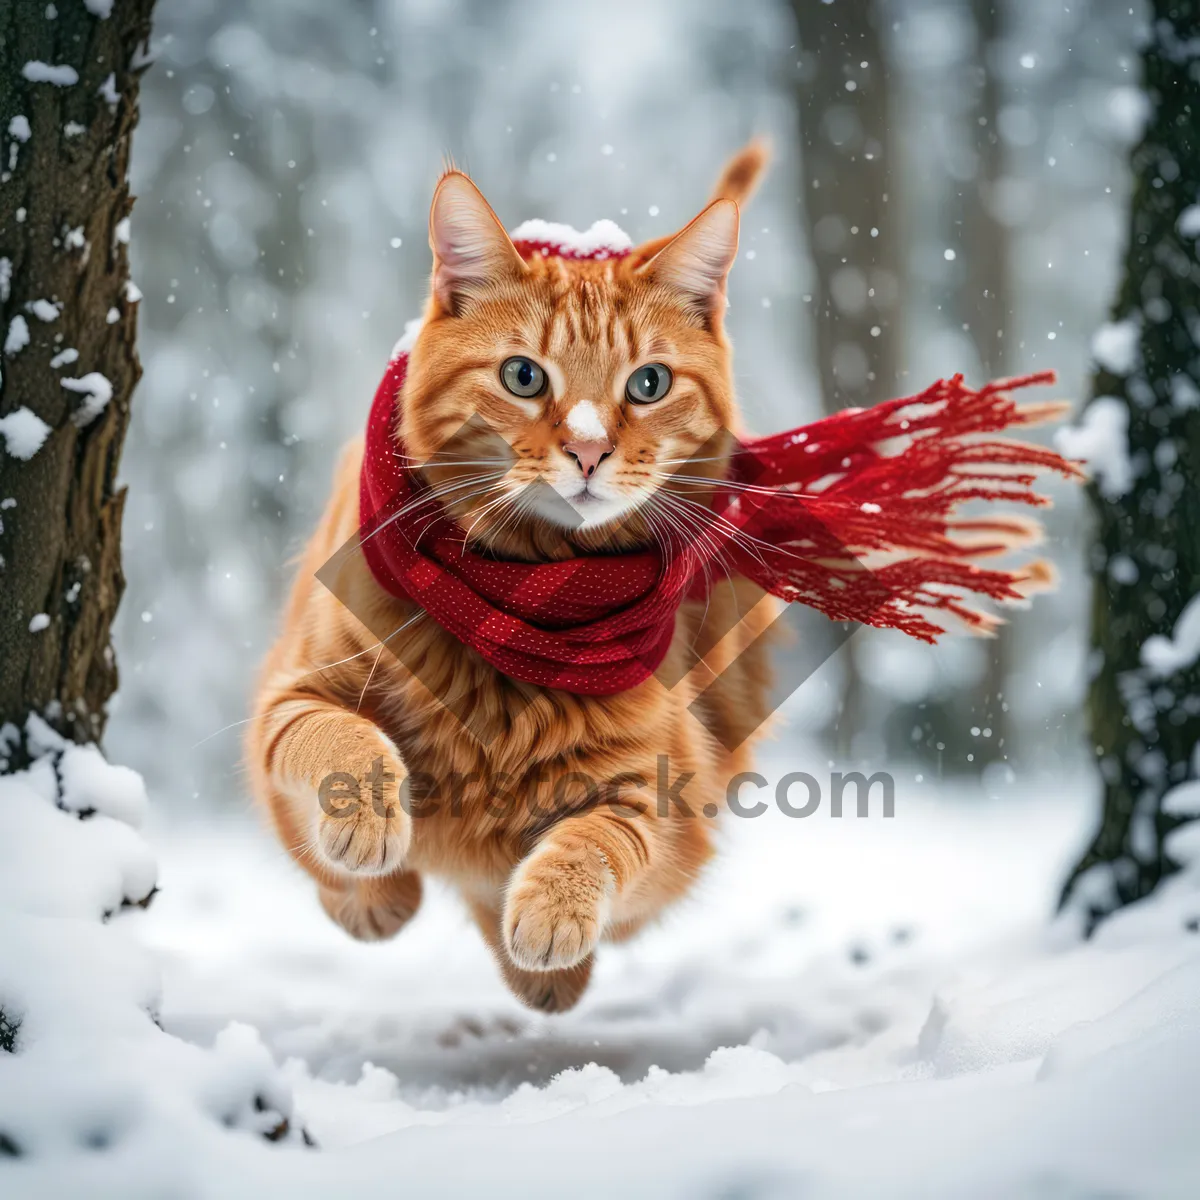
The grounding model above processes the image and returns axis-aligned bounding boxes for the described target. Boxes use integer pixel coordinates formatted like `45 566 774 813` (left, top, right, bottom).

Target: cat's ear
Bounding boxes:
709 138 770 207
637 199 739 323
428 171 527 315
627 140 768 269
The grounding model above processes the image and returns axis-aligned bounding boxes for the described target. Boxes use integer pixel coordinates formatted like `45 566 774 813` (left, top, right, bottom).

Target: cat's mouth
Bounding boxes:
537 476 643 531
568 483 602 505
568 488 619 518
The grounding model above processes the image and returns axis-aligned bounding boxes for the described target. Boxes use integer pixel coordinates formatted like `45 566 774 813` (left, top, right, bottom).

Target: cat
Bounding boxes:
247 142 777 1012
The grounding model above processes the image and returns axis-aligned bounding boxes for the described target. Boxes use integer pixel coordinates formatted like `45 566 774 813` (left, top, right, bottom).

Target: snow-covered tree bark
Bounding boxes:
0 0 154 758
1060 0 1200 928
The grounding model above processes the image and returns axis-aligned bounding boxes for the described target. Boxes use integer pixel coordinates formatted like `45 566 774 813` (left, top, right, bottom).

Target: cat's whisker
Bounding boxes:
474 486 535 550
393 453 516 469
419 475 510 520
654 498 746 645
408 479 512 548
649 503 720 648
357 470 507 550
653 489 781 575
651 491 745 572
645 501 723 594
191 713 261 749
309 609 426 676
405 475 510 550
393 449 514 461
657 472 884 555
658 489 754 546
641 519 667 563
645 499 701 555
653 471 800 501
356 645 385 713
643 511 708 608
398 470 508 515
460 487 520 546
653 504 752 647
642 501 732 645
410 478 514 548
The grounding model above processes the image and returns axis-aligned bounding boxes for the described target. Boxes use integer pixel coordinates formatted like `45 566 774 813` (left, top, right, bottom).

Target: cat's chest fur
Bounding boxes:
372 614 688 788
362 611 706 889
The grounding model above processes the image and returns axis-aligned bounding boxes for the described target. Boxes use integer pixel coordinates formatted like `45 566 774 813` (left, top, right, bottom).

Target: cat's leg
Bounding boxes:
253 687 412 880
469 900 593 1013
502 806 705 974
319 870 423 942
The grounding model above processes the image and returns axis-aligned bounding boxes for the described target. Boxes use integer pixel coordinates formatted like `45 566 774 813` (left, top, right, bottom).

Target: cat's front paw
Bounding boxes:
317 800 411 874
314 749 411 875
503 845 612 971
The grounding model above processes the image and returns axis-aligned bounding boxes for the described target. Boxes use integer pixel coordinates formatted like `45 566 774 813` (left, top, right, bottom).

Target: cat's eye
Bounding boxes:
500 356 547 399
625 363 673 405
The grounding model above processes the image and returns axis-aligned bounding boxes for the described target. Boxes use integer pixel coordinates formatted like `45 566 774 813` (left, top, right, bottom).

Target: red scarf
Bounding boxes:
358 237 1080 697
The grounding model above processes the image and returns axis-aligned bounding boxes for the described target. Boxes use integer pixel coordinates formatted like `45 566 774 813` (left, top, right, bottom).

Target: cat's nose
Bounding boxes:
563 438 614 478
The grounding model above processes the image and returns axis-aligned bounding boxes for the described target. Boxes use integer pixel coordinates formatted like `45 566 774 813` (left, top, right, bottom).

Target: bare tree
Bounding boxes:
0 0 155 761
964 0 1016 753
788 0 902 750
1060 0 1200 928
788 0 901 412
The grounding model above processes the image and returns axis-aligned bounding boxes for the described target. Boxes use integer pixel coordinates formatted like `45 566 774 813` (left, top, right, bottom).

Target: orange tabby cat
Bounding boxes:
247 143 776 1012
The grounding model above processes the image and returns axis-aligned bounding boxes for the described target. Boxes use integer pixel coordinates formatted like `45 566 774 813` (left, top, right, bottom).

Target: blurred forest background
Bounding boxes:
107 0 1144 810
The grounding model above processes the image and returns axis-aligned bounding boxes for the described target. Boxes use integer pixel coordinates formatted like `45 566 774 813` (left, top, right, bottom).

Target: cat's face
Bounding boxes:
400 173 741 555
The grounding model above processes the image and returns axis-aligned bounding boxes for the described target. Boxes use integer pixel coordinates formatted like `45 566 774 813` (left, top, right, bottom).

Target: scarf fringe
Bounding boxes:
695 372 1082 642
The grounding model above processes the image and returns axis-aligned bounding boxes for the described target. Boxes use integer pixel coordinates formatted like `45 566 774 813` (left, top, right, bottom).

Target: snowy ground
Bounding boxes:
6 736 1200 1197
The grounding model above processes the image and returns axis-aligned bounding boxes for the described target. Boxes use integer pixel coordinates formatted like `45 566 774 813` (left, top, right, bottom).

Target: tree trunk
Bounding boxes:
788 0 900 753
0 0 154 760
788 0 901 411
962 0 1013 385
1060 0 1200 929
965 0 1015 755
